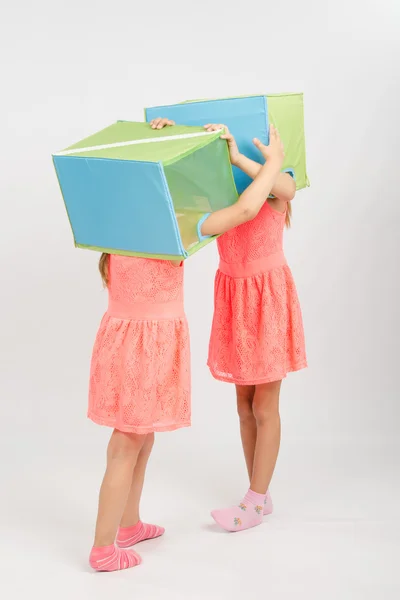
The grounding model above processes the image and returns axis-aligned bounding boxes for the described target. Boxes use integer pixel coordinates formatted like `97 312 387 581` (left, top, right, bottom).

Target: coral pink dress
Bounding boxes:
208 202 307 385
88 256 190 434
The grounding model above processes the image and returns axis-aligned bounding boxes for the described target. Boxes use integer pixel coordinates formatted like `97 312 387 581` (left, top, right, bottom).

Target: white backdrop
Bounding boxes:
1 1 399 598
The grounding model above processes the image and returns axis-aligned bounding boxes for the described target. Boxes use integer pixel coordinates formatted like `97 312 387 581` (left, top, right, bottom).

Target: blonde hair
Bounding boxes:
285 201 292 228
99 253 109 287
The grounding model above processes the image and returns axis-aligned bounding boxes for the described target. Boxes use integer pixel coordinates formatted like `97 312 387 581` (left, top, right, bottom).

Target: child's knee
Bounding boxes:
237 399 254 423
253 401 280 426
143 432 155 452
107 430 144 460
252 381 281 425
236 385 255 422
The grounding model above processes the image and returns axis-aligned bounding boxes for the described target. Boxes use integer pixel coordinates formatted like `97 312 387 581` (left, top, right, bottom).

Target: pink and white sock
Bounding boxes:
89 544 141 572
264 490 273 516
211 489 265 532
116 520 165 548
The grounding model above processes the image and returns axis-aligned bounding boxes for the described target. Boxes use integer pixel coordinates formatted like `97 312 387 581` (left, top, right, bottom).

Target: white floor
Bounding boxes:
1 440 399 600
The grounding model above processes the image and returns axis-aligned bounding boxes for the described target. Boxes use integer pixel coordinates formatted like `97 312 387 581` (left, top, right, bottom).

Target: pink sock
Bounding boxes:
264 490 273 516
211 489 265 532
116 520 165 548
89 544 141 572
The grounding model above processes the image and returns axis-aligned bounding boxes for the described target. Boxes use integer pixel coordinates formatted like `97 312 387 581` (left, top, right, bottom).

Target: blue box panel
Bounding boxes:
53 156 183 255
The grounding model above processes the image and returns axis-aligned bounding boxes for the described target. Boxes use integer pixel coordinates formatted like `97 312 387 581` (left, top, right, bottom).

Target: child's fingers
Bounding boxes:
151 118 162 129
151 117 174 129
204 123 224 132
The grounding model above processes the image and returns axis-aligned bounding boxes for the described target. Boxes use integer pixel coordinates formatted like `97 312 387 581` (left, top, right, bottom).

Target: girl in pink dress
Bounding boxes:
88 117 286 570
204 123 307 533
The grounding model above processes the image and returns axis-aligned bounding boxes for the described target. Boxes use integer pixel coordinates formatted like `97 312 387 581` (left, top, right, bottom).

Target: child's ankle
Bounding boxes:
93 536 115 548
119 518 140 529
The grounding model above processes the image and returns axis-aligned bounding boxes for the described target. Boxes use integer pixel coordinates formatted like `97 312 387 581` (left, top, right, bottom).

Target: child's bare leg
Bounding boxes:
236 385 256 480
250 380 282 494
117 432 165 547
93 430 146 547
211 383 280 532
120 433 154 527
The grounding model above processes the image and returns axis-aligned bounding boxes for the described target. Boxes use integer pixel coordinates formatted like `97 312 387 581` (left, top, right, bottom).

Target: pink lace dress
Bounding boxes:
208 202 307 385
88 256 190 434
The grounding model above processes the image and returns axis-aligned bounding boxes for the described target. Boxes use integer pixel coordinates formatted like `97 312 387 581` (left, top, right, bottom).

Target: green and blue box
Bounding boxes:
53 94 308 259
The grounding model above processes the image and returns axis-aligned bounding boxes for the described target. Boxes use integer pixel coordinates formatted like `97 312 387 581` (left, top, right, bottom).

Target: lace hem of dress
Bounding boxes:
207 361 308 386
87 411 191 434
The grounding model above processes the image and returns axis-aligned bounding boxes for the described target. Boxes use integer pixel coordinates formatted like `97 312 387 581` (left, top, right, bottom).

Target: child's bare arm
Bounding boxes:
204 124 296 204
201 160 281 236
201 127 284 237
236 155 296 203
271 172 296 203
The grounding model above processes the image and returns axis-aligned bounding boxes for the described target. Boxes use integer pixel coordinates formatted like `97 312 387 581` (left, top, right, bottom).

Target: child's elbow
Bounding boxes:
239 206 258 224
286 180 296 202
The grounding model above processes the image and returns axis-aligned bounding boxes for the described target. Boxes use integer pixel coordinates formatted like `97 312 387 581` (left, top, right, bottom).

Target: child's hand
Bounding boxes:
253 125 284 168
204 124 241 166
150 118 176 130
